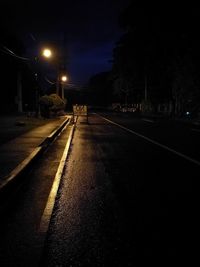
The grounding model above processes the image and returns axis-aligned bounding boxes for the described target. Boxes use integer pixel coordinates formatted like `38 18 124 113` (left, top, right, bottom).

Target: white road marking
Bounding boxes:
142 118 155 123
39 124 75 233
99 114 200 167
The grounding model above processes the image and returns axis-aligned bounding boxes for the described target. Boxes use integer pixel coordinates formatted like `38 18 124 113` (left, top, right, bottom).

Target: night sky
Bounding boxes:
0 0 130 86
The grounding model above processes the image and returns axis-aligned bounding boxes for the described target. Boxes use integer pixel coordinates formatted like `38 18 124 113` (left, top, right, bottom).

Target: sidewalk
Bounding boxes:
0 115 70 183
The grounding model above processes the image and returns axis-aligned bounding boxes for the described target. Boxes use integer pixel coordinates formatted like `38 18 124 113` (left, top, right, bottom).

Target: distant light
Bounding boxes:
61 75 67 82
42 48 52 58
186 111 190 115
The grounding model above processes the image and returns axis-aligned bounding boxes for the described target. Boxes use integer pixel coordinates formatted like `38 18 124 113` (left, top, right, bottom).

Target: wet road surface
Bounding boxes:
42 114 199 266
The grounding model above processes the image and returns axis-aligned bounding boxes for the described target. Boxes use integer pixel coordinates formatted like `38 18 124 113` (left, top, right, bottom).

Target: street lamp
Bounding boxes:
42 48 52 59
59 74 68 99
61 75 67 82
34 47 53 117
40 47 68 100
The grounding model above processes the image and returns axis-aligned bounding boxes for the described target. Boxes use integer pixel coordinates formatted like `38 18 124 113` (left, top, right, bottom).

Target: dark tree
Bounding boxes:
111 1 200 115
0 27 38 114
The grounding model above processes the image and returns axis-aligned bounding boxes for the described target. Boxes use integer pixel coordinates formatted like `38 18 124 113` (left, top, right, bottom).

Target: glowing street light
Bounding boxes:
61 75 67 82
59 74 68 99
42 48 52 58
34 47 53 117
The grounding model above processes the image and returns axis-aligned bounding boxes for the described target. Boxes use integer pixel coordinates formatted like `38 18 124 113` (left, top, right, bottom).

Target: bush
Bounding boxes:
39 94 66 118
49 94 66 112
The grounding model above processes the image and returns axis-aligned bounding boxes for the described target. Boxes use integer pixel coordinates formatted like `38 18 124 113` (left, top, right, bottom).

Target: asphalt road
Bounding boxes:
41 113 200 266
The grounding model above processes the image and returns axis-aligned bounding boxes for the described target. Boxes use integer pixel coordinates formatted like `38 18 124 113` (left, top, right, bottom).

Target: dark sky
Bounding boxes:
0 0 130 86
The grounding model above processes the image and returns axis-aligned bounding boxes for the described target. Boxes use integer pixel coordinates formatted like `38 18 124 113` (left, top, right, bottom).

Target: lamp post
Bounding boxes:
57 73 68 99
60 74 68 99
34 47 53 117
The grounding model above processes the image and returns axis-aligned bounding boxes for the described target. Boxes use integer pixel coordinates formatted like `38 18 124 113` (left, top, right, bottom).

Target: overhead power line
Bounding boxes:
0 44 30 61
44 76 56 85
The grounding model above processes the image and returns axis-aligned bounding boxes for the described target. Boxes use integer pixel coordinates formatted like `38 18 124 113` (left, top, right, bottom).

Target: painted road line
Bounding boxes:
142 118 155 123
99 114 200 167
39 124 75 234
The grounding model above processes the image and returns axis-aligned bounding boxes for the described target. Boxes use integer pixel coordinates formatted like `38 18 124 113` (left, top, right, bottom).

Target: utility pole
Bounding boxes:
34 54 42 118
17 70 23 113
56 33 68 99
144 74 148 101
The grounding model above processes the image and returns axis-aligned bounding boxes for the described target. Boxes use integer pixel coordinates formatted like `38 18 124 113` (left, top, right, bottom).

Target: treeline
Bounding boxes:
0 27 36 114
87 2 200 116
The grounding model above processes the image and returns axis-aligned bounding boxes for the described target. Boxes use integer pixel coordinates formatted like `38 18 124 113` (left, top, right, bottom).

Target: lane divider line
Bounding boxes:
98 114 200 167
39 124 75 234
142 118 155 123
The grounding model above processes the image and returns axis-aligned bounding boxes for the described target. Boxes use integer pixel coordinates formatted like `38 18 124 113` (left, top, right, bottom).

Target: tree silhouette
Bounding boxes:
111 2 200 115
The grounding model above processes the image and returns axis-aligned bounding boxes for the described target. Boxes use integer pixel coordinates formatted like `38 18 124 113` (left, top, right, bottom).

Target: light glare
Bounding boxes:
61 75 67 82
43 48 52 58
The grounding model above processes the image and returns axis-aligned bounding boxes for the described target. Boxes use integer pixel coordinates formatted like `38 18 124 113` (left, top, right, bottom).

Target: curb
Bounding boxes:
39 117 70 147
0 117 70 199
